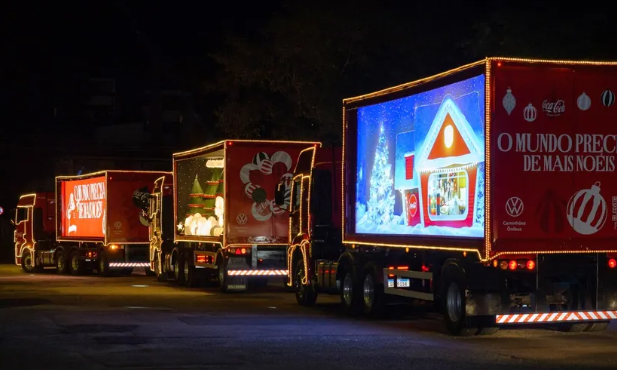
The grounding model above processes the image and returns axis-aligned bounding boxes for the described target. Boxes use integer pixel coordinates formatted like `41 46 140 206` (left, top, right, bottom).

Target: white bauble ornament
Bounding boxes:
259 159 273 175
271 151 292 171
252 152 270 166
567 182 607 235
502 87 516 115
577 92 591 111
601 89 615 107
252 200 273 221
523 103 537 122
240 163 258 184
244 183 258 198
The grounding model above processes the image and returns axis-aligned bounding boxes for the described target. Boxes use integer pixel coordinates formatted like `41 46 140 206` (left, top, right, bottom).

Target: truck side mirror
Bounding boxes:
10 219 15 226
274 182 286 206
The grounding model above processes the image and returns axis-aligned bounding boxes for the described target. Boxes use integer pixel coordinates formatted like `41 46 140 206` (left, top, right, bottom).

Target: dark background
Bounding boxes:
1 0 616 261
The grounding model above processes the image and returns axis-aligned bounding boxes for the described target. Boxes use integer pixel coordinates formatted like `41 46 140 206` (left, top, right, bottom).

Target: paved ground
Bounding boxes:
0 264 616 370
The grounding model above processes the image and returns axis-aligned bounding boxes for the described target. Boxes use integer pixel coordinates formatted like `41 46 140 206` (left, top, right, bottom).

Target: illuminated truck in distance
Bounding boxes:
149 140 319 291
276 57 617 336
13 170 171 275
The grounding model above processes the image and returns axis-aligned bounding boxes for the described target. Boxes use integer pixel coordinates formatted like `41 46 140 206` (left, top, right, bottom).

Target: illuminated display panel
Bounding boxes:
61 176 107 238
354 74 485 238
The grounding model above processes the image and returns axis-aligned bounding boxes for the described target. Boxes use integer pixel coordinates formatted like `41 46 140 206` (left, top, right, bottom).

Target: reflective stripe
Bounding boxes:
109 262 150 268
227 270 288 276
496 310 617 324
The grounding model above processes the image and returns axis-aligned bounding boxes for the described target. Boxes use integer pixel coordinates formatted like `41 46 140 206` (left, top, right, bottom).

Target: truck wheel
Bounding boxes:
56 250 69 274
185 251 199 288
155 252 167 282
174 250 186 285
441 264 478 336
585 321 610 332
362 264 384 318
295 260 317 306
218 255 229 293
341 267 362 315
98 250 110 277
558 323 588 332
69 250 85 275
21 249 39 273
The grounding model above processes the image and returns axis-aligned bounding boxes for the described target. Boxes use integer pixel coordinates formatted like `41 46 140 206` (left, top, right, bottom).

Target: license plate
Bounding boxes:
397 278 410 288
227 284 247 290
387 279 394 288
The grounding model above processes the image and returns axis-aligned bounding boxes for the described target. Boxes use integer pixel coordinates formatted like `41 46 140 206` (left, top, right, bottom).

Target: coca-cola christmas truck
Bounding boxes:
279 57 617 335
13 193 56 272
168 140 318 291
52 170 170 275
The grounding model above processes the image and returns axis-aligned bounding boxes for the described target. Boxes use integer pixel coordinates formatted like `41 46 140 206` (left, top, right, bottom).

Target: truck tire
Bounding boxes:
155 252 168 282
558 323 588 332
173 249 186 285
98 250 111 277
440 263 478 336
218 255 229 293
295 260 317 306
184 251 199 288
21 249 40 273
341 267 363 315
56 250 69 274
69 250 85 275
362 264 384 318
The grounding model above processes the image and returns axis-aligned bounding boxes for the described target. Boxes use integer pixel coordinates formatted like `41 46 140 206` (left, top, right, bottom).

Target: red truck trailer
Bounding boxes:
276 57 617 335
13 170 171 275
151 140 319 291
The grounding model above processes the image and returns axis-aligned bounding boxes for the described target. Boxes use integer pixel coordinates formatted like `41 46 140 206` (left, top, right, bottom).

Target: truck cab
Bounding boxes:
147 174 175 281
276 146 343 304
13 193 56 272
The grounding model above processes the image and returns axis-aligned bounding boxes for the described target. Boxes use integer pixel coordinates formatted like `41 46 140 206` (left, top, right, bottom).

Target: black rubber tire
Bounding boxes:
585 321 610 332
558 323 588 332
218 254 228 293
21 249 38 273
173 249 185 285
362 263 385 318
145 268 156 277
56 250 69 274
295 260 317 306
155 252 167 282
69 250 84 276
98 250 111 277
440 263 478 336
185 251 199 288
340 266 363 315
476 327 500 336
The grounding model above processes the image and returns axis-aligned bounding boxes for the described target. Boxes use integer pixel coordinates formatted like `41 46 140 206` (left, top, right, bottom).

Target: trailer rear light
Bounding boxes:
526 260 535 270
110 244 119 250
397 266 408 270
241 248 247 254
508 260 517 270
499 260 508 270
196 255 206 263
609 259 617 269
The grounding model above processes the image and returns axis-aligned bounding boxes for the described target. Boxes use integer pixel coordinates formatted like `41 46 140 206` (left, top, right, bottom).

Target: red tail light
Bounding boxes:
235 249 241 255
508 260 517 270
526 260 535 270
196 255 206 263
609 258 617 269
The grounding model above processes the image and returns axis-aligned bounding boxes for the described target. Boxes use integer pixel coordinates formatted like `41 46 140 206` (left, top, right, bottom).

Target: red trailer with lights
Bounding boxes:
161 139 319 291
13 170 171 275
277 57 617 335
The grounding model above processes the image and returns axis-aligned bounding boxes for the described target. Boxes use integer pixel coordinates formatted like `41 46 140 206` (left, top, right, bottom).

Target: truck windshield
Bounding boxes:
15 208 28 224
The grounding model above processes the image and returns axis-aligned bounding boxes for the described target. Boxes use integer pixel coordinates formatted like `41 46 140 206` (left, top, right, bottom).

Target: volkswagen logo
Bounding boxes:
505 197 524 217
114 221 122 230
236 213 248 225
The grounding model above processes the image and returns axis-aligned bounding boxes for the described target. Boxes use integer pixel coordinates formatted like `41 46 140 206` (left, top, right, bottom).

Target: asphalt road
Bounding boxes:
0 265 616 370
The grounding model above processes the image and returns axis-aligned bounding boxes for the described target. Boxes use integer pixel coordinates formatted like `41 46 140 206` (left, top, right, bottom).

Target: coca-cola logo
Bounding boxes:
409 194 418 218
542 99 565 117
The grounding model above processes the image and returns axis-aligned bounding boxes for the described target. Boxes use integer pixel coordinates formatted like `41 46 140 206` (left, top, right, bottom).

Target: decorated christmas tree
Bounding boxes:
202 168 222 218
188 174 206 216
366 126 395 226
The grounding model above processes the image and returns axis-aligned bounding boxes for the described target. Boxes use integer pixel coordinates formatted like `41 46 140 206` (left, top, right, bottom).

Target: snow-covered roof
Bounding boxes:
417 95 484 171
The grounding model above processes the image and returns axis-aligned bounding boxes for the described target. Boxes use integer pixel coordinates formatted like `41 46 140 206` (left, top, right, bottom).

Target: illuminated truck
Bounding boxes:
154 140 319 291
13 170 171 275
277 57 617 335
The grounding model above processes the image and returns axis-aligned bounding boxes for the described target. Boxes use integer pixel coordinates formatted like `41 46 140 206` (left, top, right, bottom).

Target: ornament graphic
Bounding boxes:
502 87 516 115
240 151 293 221
535 189 567 234
601 89 615 107
577 92 591 111
566 182 607 235
523 103 537 122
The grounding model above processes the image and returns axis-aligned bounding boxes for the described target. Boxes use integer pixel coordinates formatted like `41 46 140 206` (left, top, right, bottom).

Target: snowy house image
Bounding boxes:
416 96 484 228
